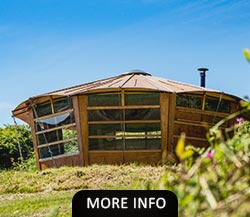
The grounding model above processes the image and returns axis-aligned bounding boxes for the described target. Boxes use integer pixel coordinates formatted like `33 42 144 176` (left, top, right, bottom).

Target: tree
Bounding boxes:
0 125 33 169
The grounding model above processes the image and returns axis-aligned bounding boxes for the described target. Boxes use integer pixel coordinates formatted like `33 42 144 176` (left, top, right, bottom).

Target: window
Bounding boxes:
205 97 231 113
124 123 161 150
54 98 73 113
125 93 160 105
33 97 79 160
88 110 122 121
88 93 121 106
176 94 202 109
35 102 52 117
125 108 160 120
87 92 161 151
35 112 75 131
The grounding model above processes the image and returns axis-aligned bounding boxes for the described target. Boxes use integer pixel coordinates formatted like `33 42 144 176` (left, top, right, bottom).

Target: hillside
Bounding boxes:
0 164 167 216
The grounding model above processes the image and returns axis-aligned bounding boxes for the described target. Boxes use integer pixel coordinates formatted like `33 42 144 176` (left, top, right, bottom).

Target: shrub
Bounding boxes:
135 104 250 216
0 124 33 169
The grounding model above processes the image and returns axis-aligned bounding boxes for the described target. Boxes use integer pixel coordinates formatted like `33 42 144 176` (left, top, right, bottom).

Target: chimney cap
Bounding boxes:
198 68 209 72
122 69 151 76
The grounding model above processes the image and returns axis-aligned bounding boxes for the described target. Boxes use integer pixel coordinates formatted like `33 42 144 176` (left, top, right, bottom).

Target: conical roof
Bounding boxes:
12 70 238 124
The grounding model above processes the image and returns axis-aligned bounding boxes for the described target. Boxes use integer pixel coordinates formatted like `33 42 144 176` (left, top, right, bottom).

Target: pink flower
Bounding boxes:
236 117 244 123
206 151 213 159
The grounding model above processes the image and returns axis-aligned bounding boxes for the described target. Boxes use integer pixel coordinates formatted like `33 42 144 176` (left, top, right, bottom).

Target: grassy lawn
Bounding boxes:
0 164 167 216
0 191 75 217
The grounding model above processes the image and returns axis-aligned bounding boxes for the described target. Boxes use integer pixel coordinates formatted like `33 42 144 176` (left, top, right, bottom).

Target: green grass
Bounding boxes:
0 190 75 217
1 118 249 216
0 164 167 216
0 164 166 194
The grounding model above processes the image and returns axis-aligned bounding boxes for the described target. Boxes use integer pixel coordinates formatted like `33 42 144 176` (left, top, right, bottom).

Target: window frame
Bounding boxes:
33 97 79 160
176 93 232 114
87 91 162 151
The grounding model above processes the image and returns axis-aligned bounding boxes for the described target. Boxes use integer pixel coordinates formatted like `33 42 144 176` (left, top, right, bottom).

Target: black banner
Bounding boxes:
72 190 178 217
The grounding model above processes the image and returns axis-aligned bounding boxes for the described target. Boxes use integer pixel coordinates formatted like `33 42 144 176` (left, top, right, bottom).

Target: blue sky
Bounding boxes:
1 0 250 126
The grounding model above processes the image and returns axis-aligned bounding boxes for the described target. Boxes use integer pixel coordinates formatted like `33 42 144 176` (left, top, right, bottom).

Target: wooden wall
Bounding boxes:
88 150 161 164
39 153 81 170
28 91 240 169
172 98 239 149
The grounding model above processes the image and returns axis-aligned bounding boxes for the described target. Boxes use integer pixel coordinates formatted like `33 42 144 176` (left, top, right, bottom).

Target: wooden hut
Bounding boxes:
12 70 241 170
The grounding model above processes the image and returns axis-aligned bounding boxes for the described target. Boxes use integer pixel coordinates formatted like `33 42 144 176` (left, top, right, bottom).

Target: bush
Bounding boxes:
12 152 37 171
135 105 250 216
0 125 33 169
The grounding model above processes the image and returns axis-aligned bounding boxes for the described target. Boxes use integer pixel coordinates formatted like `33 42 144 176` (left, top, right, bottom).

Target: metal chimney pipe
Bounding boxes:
198 68 208 87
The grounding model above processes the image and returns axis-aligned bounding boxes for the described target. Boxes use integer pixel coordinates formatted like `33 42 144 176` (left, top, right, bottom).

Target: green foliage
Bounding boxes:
63 129 79 153
243 48 250 63
0 191 74 217
12 153 37 171
0 125 33 169
135 106 250 216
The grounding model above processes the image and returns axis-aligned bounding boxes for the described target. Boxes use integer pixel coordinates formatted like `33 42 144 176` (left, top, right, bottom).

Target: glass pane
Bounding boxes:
38 143 64 159
34 101 52 117
37 127 77 146
125 138 161 150
38 141 78 159
125 93 160 105
205 98 230 113
89 124 123 136
88 94 121 106
125 123 161 135
37 130 62 145
125 108 160 120
176 94 202 109
54 97 73 113
88 110 122 121
88 138 123 150
35 112 75 131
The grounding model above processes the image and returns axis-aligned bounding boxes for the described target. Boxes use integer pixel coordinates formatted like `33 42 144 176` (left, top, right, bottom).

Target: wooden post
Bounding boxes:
28 109 41 170
72 96 84 166
168 93 176 153
160 93 169 154
79 95 89 165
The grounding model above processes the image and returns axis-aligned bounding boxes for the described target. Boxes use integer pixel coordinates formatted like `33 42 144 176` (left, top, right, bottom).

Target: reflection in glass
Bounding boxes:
35 112 75 131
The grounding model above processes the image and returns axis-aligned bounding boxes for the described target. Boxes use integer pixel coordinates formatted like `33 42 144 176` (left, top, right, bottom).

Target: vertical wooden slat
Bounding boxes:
228 101 240 127
202 92 206 110
121 89 125 106
168 93 176 152
160 93 169 154
28 109 41 170
121 90 125 160
79 95 89 165
72 96 84 166
230 101 239 113
50 96 55 114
